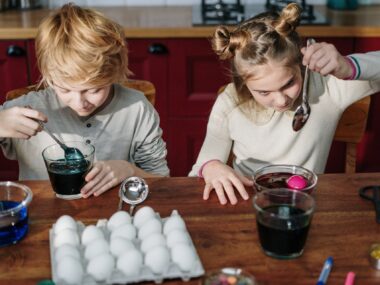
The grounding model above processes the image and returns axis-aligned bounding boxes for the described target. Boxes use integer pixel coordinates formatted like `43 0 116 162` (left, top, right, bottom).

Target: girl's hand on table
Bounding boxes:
202 160 253 205
301 42 352 79
81 160 134 198
0 106 47 139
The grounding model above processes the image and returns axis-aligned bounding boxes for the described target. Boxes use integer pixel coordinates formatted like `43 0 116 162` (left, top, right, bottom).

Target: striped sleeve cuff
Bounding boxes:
345 55 361 80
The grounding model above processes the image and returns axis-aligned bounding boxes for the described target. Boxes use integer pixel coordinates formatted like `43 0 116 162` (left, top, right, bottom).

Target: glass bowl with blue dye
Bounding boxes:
42 141 95 200
0 182 33 247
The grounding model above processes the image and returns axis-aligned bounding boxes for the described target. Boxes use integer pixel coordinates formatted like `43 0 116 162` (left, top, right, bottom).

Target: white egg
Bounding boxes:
54 215 77 235
144 246 170 274
56 256 83 284
84 238 109 260
87 253 115 282
163 214 186 235
171 243 197 272
117 248 143 276
54 244 80 263
107 211 132 232
166 229 190 248
133 206 156 229
140 233 166 253
138 218 162 240
110 223 136 241
54 228 80 248
110 237 135 257
81 225 104 246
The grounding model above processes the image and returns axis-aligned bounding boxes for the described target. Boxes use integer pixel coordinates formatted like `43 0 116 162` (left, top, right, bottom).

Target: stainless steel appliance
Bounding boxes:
192 0 329 26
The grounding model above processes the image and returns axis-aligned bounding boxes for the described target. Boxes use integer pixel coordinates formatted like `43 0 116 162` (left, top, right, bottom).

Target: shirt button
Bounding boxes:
86 123 91 128
86 139 91 144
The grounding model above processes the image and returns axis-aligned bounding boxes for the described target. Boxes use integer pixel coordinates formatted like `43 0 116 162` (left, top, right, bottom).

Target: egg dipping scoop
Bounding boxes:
118 177 149 215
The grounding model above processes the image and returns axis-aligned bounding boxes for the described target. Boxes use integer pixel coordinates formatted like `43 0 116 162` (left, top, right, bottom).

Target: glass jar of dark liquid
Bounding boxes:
42 141 94 200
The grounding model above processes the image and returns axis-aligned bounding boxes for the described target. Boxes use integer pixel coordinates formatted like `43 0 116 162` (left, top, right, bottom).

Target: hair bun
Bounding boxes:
274 3 301 37
212 26 249 60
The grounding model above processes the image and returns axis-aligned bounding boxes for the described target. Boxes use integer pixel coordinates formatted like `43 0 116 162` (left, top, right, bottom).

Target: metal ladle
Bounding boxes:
37 120 85 160
118 177 149 215
292 38 315 132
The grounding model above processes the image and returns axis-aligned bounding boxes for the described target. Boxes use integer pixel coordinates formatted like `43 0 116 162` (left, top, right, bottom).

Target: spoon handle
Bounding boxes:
302 38 315 103
38 121 67 151
129 205 136 216
118 197 123 211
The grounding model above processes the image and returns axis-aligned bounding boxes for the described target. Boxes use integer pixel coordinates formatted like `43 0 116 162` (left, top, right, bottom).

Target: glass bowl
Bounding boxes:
252 164 318 195
201 268 257 285
0 181 33 247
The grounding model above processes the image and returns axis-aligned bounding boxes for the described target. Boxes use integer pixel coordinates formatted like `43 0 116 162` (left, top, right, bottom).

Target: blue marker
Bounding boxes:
316 257 333 285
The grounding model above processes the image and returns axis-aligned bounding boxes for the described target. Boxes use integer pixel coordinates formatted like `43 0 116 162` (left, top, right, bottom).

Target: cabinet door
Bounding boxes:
26 40 40 85
0 41 27 180
167 118 208 176
167 38 230 117
128 39 169 119
0 41 29 103
353 38 380 173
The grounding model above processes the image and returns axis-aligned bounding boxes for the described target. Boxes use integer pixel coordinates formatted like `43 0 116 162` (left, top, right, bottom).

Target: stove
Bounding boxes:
192 0 329 26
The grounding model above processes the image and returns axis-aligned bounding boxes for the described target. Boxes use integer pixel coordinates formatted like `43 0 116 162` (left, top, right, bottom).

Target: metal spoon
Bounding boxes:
118 177 149 215
292 38 315 132
37 120 85 160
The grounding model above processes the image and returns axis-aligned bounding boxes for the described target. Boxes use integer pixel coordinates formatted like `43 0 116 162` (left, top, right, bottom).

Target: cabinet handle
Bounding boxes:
148 43 168 55
7 45 26 57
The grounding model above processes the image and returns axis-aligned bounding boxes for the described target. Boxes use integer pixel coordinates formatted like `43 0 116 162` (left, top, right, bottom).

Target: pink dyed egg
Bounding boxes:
286 175 307 190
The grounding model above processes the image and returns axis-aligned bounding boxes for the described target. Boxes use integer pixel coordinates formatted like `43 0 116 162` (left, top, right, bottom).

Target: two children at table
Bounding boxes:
0 4 169 198
189 3 380 205
1 3 380 205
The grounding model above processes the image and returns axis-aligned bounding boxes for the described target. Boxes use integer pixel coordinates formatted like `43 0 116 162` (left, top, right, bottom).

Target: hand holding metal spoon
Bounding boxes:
36 120 85 160
25 105 85 160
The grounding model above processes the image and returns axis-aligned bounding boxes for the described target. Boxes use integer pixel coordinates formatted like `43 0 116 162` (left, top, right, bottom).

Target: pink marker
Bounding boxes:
286 175 307 190
344 272 355 285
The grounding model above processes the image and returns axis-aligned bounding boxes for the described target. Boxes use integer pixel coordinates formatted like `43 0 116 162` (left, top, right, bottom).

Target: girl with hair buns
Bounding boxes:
189 3 380 205
0 4 169 197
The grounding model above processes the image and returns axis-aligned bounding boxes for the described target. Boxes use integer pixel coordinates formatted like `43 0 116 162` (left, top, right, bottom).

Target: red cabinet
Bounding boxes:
0 40 29 180
353 38 380 173
128 38 230 176
0 41 29 102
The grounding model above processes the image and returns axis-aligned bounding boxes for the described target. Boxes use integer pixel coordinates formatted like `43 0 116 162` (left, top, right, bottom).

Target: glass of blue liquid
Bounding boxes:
0 182 33 247
42 141 95 200
253 189 315 259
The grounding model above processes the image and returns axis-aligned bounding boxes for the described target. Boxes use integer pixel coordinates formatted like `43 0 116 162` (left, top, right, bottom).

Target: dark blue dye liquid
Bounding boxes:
0 201 29 247
257 205 310 257
48 159 90 196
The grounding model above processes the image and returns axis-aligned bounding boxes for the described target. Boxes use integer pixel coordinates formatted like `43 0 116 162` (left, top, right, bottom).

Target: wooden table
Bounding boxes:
1 174 380 285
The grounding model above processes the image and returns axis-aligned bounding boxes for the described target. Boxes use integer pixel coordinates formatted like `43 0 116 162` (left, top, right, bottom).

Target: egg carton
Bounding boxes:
49 210 205 285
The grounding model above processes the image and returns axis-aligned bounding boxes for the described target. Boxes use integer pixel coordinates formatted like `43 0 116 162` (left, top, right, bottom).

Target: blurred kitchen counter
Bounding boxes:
1 5 380 39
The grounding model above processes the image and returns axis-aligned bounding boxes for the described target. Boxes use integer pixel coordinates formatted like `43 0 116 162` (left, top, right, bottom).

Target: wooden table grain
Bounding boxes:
1 174 380 285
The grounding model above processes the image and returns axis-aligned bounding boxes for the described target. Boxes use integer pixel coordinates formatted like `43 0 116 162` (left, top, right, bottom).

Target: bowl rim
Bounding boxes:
0 181 33 217
252 164 318 192
253 188 316 218
203 267 257 285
